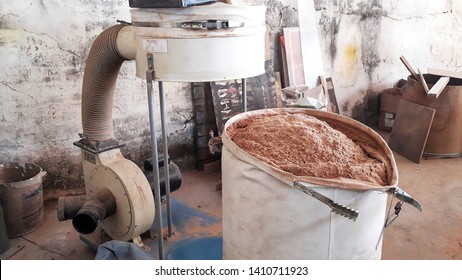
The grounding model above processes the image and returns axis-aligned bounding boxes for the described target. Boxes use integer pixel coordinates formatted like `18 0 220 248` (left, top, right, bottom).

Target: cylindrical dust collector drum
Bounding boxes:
221 108 398 260
130 2 266 81
404 75 462 157
0 163 46 237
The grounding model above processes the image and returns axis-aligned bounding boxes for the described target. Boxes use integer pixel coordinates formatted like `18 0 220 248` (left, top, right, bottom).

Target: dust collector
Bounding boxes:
57 0 266 254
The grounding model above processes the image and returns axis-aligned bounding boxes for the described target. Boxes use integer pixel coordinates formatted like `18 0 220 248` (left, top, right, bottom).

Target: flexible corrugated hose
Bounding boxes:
81 24 133 142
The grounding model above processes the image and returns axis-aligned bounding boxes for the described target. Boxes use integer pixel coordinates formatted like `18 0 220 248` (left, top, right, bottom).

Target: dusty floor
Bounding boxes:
1 138 461 260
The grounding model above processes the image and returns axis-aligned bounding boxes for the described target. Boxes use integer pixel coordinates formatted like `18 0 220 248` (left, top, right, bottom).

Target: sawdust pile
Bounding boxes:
227 112 388 186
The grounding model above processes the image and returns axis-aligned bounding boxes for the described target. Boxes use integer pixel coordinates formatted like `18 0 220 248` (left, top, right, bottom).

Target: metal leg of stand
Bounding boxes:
242 78 247 112
158 81 173 237
146 54 164 260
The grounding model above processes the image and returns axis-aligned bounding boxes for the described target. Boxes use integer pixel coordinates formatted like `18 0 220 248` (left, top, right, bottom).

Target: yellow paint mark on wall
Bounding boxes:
342 44 359 81
345 45 357 61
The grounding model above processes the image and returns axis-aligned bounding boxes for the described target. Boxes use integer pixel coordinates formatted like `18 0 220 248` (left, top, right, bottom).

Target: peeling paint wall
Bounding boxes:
0 0 195 195
262 0 299 72
313 0 462 125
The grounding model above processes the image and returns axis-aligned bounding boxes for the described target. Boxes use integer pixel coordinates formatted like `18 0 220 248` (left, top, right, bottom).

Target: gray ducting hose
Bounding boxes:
82 24 134 142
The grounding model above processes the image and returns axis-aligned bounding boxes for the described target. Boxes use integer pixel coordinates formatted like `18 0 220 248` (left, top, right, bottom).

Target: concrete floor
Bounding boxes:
382 153 462 259
1 144 461 260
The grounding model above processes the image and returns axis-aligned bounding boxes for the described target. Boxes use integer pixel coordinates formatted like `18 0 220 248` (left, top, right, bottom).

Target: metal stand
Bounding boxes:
146 56 246 259
242 78 247 112
146 54 173 260
158 81 173 237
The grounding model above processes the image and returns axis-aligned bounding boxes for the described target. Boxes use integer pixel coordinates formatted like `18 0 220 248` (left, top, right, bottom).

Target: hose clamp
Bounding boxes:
181 19 245 30
132 19 245 30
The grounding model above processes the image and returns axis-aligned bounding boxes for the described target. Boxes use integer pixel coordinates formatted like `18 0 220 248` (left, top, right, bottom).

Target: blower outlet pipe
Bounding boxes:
57 188 117 235
57 195 87 222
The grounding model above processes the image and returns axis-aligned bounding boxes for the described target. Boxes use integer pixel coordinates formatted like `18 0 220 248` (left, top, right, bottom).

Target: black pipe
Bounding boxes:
57 188 116 235
143 158 182 197
57 195 86 222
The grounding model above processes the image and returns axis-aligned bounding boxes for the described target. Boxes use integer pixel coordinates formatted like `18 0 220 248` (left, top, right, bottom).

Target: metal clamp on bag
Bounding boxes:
293 181 360 221
384 186 422 227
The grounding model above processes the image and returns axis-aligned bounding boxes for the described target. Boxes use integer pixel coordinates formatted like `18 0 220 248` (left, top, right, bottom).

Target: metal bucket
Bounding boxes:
221 108 398 259
0 200 10 254
0 163 46 237
404 75 462 157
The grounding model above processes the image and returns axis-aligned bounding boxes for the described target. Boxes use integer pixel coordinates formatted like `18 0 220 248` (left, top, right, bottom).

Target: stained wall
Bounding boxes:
313 0 462 125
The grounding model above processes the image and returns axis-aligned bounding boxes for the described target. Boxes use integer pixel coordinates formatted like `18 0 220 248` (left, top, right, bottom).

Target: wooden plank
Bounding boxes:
325 77 339 114
317 76 329 110
298 0 325 88
388 99 436 163
283 27 305 86
274 72 284 108
196 157 220 171
265 27 271 61
418 68 430 93
279 35 290 88
427 67 462 80
319 75 328 98
399 55 419 80
427 76 450 99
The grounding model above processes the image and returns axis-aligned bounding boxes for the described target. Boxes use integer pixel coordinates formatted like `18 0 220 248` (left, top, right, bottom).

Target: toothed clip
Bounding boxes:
293 181 359 221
